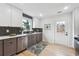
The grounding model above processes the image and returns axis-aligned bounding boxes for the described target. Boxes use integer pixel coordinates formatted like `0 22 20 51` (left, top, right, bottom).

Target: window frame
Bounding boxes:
22 13 33 31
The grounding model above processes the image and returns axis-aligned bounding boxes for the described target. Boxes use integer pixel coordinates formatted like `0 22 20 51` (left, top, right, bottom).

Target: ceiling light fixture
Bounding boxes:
40 13 43 17
64 6 69 10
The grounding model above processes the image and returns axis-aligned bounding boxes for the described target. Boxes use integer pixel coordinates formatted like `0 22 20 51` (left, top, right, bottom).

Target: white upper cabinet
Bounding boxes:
0 4 11 26
0 4 23 27
11 6 22 27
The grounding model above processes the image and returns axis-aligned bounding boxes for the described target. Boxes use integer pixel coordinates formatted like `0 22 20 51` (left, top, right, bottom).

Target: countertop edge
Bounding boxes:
0 32 42 40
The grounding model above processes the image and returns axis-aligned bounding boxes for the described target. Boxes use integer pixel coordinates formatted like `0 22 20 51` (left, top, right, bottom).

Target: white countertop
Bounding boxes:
0 32 42 40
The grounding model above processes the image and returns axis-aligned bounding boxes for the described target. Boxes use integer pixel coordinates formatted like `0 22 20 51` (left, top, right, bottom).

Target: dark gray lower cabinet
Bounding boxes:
28 33 42 48
28 35 36 47
32 34 37 45
4 38 16 56
28 35 32 48
2 33 42 56
36 33 42 43
36 34 40 43
38 33 42 42
24 36 28 49
0 40 3 56
16 37 26 53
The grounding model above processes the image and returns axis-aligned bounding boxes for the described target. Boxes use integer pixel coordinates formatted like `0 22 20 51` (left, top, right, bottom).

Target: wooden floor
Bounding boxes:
17 50 36 56
17 44 75 56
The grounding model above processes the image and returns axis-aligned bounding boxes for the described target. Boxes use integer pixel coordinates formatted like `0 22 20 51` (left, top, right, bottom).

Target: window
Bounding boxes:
22 14 33 31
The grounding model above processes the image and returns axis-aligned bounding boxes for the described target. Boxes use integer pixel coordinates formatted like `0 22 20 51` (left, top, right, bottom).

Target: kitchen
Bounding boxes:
0 3 79 56
0 3 43 56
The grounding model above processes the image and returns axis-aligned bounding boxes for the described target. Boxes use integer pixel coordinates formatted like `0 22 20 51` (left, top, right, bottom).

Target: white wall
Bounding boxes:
33 17 41 28
73 7 79 35
40 13 74 48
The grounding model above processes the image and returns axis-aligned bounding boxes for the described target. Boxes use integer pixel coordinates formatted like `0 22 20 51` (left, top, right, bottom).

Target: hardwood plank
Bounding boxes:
39 44 75 56
17 53 25 56
17 50 36 56
22 50 36 56
16 43 75 56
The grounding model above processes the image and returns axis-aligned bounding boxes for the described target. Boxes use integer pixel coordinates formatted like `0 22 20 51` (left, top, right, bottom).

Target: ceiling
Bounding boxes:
10 3 79 18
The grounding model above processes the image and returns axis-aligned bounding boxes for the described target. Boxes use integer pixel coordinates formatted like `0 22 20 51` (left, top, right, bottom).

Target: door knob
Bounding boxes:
65 32 68 36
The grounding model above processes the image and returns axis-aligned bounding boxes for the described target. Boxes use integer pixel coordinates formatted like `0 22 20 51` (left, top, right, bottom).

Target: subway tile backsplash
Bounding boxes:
32 28 42 32
0 26 22 36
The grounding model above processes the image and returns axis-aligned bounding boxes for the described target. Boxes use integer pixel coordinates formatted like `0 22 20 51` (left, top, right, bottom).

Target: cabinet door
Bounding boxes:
0 4 11 26
31 34 36 45
39 33 42 42
28 35 33 48
0 40 3 56
4 38 16 56
36 34 40 43
11 7 22 27
22 37 26 50
24 36 28 49
36 33 42 43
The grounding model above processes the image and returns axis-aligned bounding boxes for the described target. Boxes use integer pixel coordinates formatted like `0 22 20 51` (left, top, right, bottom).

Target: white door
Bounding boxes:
54 21 68 46
54 18 69 46
54 13 72 47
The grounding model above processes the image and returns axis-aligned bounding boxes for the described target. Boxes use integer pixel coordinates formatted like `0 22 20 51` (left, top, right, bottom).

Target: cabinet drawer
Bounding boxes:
4 38 16 56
